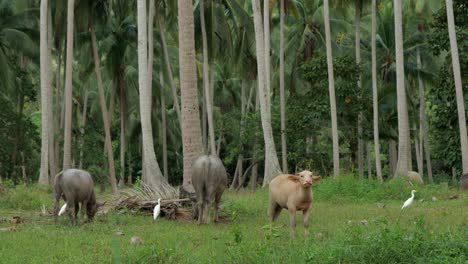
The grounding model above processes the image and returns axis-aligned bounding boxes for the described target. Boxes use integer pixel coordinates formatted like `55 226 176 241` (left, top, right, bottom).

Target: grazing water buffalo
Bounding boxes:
54 169 104 225
268 170 321 239
192 155 227 224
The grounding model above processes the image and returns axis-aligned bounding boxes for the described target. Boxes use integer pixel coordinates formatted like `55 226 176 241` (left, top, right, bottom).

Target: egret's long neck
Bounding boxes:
411 192 415 198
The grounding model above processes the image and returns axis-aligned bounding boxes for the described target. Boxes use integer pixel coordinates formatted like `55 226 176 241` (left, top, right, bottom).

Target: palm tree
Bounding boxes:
393 0 410 177
200 0 216 155
178 0 203 192
39 0 50 185
323 0 340 177
62 0 75 170
355 0 364 179
279 0 288 173
416 49 433 182
445 0 468 174
137 0 173 195
371 0 382 182
264 0 271 119
90 21 118 194
157 4 182 129
252 0 281 186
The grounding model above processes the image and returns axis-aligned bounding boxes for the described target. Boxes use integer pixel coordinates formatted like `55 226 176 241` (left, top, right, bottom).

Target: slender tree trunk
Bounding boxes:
200 0 216 155
202 83 207 151
157 10 182 129
90 23 118 194
446 0 468 174
78 91 88 169
252 0 282 186
62 0 75 171
47 4 56 179
414 124 423 176
39 0 50 185
119 73 127 183
279 0 288 173
393 0 410 178
367 142 372 179
389 139 397 175
324 0 340 177
417 49 433 182
264 0 271 119
372 0 383 182
249 84 260 190
54 38 62 175
178 0 203 192
160 71 168 178
356 0 364 179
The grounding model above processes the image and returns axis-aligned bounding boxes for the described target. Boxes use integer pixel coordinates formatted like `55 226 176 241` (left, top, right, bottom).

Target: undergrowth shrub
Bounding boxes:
0 185 52 210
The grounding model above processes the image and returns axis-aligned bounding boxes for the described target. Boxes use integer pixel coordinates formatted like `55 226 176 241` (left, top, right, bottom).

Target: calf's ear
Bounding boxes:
96 201 106 208
312 176 321 182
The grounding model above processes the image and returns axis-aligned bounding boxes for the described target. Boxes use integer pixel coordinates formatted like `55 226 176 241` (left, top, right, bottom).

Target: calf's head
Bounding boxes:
298 170 321 187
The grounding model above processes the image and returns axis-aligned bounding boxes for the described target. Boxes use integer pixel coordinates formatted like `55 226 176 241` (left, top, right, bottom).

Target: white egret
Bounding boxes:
58 203 67 216
401 190 417 210
153 198 161 221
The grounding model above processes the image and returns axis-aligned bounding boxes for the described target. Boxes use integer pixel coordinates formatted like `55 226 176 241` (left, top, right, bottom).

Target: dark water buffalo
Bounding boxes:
192 155 227 224
54 169 104 225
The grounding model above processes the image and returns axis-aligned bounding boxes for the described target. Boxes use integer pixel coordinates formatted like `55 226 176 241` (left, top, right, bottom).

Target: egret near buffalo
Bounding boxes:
401 190 417 210
153 198 161 222
58 203 67 216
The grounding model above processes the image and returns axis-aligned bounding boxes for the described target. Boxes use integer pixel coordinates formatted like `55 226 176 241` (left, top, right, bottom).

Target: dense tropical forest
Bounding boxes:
0 0 467 262
0 0 467 191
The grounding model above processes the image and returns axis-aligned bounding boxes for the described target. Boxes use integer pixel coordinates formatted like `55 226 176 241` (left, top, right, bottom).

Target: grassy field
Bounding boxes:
0 177 467 263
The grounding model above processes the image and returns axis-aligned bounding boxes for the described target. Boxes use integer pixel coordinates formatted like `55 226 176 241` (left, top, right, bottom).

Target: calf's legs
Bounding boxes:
303 207 310 237
287 203 297 239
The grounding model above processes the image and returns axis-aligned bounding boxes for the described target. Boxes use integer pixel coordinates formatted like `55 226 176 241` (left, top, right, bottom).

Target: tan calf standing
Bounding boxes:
268 170 321 239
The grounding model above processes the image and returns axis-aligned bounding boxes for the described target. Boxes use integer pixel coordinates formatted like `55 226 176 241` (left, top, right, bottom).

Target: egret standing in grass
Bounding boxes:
401 190 417 210
153 198 161 222
58 203 67 216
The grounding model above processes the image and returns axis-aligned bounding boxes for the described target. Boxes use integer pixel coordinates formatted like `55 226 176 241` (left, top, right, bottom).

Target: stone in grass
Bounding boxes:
360 219 369 226
130 236 144 245
314 232 324 241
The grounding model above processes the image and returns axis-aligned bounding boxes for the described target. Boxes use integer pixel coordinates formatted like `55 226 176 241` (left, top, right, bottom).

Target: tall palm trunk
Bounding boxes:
200 0 216 155
157 9 182 129
393 0 410 178
279 0 287 173
90 23 118 194
47 4 56 179
78 91 88 169
54 36 63 174
160 71 168 178
252 0 281 186
178 0 203 192
39 0 50 185
417 49 433 182
356 0 363 179
137 0 171 195
414 123 423 175
445 0 468 174
62 0 75 170
324 0 340 177
372 0 383 182
264 0 271 119
119 72 127 183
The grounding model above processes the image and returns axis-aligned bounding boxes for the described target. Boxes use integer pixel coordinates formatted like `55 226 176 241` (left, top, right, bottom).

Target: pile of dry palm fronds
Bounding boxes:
114 187 194 221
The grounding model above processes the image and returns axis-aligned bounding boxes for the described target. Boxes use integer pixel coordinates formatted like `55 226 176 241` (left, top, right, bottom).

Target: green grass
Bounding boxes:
0 177 467 263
